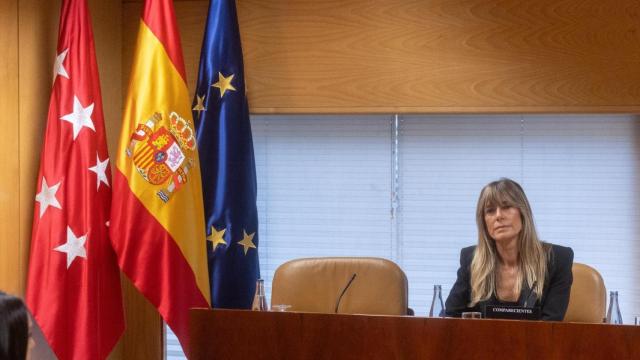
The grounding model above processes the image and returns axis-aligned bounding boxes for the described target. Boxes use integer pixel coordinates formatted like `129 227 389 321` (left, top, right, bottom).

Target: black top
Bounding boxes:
444 244 574 321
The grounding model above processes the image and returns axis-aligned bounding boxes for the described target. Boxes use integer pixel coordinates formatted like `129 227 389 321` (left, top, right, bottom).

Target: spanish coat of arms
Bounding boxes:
126 112 197 203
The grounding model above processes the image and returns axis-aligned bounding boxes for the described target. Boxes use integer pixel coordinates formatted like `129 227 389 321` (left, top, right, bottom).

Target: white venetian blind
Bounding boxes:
166 113 640 359
398 115 524 314
521 115 640 320
252 115 394 297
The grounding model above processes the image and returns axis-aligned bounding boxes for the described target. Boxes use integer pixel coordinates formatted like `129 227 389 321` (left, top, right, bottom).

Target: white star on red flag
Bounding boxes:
60 95 95 140
53 48 70 81
35 177 62 218
89 153 110 189
54 226 88 269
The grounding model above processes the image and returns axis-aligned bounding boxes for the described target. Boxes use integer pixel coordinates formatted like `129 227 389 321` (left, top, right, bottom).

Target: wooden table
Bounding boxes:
189 309 640 359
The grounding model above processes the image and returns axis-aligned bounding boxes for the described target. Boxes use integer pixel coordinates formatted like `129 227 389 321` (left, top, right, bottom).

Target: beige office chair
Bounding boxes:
270 257 409 315
563 262 606 323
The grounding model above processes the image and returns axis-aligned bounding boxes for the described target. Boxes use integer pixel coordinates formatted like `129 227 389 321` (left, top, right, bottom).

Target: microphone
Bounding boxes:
334 273 357 313
523 281 538 308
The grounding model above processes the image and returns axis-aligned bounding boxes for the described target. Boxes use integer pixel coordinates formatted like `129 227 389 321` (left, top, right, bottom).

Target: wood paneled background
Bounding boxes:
142 0 640 114
0 0 21 299
2 0 640 359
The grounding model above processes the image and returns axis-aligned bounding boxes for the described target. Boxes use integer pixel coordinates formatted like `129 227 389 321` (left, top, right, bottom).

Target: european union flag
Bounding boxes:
192 0 259 309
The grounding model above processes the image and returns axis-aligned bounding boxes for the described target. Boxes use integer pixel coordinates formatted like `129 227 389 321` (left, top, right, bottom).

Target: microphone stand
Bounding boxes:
335 273 357 313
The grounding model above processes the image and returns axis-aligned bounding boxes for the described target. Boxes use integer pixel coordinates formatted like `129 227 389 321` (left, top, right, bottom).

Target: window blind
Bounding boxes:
521 115 639 319
399 115 524 314
253 115 394 297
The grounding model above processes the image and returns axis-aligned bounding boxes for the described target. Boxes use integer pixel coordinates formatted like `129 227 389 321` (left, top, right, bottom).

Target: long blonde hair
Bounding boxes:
469 178 549 306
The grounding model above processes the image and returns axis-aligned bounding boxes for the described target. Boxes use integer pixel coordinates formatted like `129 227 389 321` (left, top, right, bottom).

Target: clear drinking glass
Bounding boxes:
429 284 445 317
251 279 268 311
606 290 623 324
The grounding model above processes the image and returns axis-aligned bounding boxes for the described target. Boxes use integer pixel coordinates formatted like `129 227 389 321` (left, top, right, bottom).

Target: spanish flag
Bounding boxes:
110 0 210 353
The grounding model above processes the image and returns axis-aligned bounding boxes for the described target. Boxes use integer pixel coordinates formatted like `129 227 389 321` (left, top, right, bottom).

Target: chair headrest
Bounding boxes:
271 257 408 315
564 263 606 323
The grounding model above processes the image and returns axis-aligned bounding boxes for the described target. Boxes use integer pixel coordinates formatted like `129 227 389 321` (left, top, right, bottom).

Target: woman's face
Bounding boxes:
484 205 522 244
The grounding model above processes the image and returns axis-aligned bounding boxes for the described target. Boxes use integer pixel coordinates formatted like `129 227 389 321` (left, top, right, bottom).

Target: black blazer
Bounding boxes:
445 244 574 321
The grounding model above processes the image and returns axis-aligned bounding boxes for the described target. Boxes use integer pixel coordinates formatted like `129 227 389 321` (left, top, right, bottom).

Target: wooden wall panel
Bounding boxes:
15 1 62 359
16 0 59 298
93 0 124 161
0 0 21 295
126 0 640 114
239 0 640 113
122 2 142 96
118 278 163 360
89 2 130 359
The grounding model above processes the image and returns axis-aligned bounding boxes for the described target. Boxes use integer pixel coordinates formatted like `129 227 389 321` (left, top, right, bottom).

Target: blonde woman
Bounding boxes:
445 178 573 321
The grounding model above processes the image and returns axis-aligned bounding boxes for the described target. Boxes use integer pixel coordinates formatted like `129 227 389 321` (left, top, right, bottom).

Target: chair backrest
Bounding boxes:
564 262 606 323
270 257 408 315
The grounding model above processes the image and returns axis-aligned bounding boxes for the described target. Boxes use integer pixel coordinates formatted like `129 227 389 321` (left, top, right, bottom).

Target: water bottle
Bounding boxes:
606 290 623 324
251 279 268 311
429 284 445 317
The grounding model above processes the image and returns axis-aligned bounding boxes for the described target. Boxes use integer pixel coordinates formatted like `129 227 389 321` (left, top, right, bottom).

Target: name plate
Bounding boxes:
484 305 541 320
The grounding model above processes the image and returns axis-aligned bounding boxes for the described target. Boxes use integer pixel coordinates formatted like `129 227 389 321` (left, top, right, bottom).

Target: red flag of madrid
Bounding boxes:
26 0 125 359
